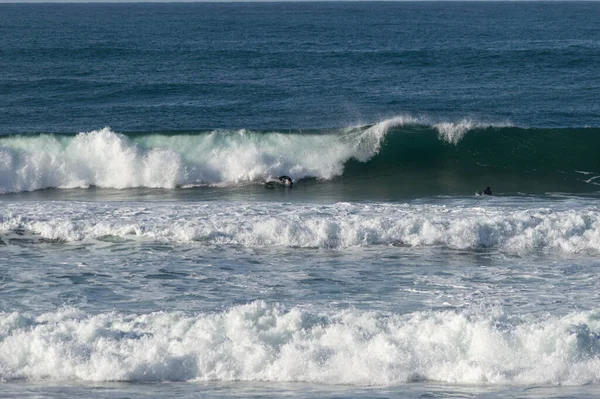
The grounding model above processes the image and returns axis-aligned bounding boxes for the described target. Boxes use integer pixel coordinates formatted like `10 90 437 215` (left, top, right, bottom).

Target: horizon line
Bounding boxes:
1 0 598 3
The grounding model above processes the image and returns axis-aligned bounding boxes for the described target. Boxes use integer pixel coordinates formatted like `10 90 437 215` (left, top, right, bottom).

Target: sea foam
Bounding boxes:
1 302 600 385
0 127 363 193
1 201 599 253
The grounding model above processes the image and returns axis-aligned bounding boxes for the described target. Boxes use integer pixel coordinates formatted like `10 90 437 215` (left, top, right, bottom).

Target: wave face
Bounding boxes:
1 302 600 385
0 119 599 195
2 201 599 254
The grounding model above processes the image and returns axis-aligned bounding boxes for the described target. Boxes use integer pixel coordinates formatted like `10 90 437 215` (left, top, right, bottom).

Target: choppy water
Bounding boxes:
1 2 600 398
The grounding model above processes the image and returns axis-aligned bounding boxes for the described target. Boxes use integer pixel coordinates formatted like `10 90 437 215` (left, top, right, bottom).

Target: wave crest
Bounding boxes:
0 116 509 194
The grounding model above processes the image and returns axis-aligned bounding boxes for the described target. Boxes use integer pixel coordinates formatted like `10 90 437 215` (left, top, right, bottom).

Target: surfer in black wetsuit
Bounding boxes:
278 175 293 186
480 186 492 196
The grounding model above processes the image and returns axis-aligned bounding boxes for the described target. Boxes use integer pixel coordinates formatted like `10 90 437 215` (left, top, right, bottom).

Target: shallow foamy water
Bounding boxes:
1 196 600 397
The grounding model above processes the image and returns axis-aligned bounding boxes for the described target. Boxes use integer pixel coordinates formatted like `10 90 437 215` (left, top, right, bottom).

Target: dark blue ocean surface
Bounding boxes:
1 2 599 134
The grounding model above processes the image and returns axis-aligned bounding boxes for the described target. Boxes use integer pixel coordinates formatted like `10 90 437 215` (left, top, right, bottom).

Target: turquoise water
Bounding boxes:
1 2 600 398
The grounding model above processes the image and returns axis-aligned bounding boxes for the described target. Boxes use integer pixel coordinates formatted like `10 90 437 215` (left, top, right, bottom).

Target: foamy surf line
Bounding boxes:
1 201 599 253
1 301 600 385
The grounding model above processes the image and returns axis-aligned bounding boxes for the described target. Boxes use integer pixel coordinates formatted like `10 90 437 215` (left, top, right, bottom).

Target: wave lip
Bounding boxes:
363 114 510 145
1 302 600 385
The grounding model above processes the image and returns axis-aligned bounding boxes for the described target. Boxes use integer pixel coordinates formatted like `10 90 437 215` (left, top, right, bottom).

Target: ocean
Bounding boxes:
1 2 599 398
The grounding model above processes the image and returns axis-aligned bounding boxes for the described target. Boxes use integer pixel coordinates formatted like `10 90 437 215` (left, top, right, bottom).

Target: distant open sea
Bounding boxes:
1 2 600 398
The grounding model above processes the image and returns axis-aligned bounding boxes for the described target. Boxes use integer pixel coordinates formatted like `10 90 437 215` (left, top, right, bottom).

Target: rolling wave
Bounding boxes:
2 201 599 253
0 117 598 195
1 302 600 385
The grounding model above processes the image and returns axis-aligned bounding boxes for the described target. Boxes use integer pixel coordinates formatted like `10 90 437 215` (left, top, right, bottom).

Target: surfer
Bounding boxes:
479 186 492 196
278 175 293 186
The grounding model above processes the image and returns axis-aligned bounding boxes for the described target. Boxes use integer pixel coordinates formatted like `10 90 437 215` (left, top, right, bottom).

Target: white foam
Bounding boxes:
0 127 366 194
2 201 599 253
0 129 186 193
1 302 600 385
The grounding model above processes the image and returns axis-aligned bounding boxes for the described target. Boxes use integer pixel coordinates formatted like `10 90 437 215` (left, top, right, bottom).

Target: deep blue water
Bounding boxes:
1 2 599 134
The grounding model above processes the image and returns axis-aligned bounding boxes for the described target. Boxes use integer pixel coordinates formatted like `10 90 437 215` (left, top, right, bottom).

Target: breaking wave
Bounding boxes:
1 302 600 385
1 201 599 253
0 118 598 195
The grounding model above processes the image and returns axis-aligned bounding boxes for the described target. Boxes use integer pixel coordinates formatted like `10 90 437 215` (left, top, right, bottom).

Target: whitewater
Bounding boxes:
2 200 600 253
2 196 600 395
3 303 600 386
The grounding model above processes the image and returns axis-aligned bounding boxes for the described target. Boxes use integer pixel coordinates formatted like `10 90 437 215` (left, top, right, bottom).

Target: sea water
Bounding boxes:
1 2 600 398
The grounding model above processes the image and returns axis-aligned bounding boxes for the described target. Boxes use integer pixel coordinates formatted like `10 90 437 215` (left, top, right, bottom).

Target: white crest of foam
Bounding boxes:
0 128 186 194
347 115 418 161
2 201 600 254
0 127 374 193
1 302 600 385
432 117 511 144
